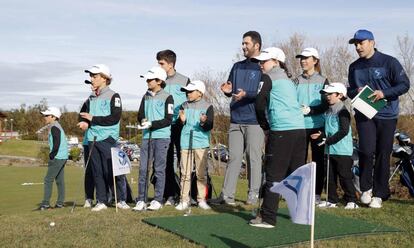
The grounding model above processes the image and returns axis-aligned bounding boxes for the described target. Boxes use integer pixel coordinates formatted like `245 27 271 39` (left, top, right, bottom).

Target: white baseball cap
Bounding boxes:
254 47 286 63
320 82 347 97
140 66 167 81
41 107 62 118
84 64 112 79
181 80 206 94
296 47 320 59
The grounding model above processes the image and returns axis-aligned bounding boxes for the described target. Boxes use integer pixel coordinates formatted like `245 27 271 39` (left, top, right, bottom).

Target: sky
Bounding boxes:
0 0 413 111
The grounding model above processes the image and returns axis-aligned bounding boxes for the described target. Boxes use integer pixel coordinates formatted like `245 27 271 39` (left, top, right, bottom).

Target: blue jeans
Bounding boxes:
137 138 170 202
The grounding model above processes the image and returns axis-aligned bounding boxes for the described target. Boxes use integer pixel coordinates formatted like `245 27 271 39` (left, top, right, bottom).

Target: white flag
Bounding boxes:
270 162 316 225
111 147 131 176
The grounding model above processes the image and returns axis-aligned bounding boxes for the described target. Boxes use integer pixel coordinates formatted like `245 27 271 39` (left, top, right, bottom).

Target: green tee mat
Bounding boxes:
143 209 400 248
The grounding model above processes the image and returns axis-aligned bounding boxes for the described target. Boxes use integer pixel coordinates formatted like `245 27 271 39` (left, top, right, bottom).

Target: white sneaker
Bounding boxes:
164 196 175 206
369 197 382 208
198 201 211 210
116 201 130 210
175 201 189 211
317 201 337 208
132 201 146 211
344 202 359 210
147 200 162 211
315 195 321 205
360 189 372 205
91 203 107 212
83 199 92 208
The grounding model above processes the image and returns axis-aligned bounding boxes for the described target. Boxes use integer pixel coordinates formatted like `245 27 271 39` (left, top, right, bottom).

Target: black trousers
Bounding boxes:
305 128 325 195
356 117 396 200
327 155 357 203
260 129 306 225
163 123 182 199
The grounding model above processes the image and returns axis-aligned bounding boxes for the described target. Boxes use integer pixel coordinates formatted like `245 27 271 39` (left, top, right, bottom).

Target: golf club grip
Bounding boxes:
189 130 193 150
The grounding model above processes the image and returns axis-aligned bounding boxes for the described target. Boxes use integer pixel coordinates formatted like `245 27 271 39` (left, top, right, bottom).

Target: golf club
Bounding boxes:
184 130 193 216
72 136 96 213
143 130 152 211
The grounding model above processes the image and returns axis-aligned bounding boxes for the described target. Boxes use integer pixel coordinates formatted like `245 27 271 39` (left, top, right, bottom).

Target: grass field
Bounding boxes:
0 165 413 248
0 139 44 157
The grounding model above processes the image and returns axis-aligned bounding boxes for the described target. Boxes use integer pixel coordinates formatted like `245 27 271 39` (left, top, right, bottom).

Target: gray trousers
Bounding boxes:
42 159 67 206
222 124 264 199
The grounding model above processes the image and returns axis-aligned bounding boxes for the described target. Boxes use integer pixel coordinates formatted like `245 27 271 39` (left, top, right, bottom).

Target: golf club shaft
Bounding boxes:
144 130 152 204
72 136 97 212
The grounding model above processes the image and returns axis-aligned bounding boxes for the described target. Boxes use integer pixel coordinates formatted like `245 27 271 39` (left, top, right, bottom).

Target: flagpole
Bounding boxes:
113 169 118 213
310 162 316 248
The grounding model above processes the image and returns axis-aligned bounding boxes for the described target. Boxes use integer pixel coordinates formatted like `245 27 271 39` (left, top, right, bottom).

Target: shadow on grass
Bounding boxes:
210 233 250 248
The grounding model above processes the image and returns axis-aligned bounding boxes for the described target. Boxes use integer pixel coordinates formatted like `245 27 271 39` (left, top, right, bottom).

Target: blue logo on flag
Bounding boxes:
117 151 128 166
283 176 303 200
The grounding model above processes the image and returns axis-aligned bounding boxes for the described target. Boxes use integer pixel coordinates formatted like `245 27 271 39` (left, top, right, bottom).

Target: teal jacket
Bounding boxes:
179 99 214 150
164 72 190 124
323 101 353 156
79 87 122 142
294 73 329 129
138 89 174 139
48 122 68 160
255 67 305 131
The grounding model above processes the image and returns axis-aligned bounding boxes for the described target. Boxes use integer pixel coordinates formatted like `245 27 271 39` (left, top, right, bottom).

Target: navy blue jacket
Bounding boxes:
348 51 410 119
226 58 262 124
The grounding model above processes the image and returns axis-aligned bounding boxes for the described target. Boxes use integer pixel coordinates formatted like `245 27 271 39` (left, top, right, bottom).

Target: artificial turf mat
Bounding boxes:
143 209 400 248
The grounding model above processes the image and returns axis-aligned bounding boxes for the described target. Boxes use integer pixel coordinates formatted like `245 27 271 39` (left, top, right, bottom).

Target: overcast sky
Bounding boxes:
1 0 413 111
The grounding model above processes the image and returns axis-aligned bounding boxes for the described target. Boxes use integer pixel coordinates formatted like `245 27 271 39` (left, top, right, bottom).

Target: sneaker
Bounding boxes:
147 200 162 211
198 201 211 210
91 203 107 212
116 201 130 210
315 195 322 205
369 197 382 208
209 195 236 206
317 201 337 208
360 189 372 205
175 201 189 211
164 196 175 206
132 201 146 211
249 216 275 228
83 199 92 208
38 205 51 211
344 202 359 210
54 203 64 209
246 195 258 205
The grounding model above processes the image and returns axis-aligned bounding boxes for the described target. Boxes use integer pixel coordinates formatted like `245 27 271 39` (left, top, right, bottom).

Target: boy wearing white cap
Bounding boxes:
133 66 174 211
39 107 68 210
310 83 358 209
77 64 126 211
175 80 214 211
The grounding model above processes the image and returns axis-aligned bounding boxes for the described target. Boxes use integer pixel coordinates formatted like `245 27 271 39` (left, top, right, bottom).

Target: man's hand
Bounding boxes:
179 109 186 123
233 89 246 101
77 121 89 131
368 90 385 102
220 81 232 94
80 112 93 121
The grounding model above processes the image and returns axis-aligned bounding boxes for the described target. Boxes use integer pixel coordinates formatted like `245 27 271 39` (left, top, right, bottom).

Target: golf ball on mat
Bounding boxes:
49 222 55 227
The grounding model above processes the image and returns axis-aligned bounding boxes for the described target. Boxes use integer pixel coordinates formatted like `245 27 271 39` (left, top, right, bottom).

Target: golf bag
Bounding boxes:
391 131 414 197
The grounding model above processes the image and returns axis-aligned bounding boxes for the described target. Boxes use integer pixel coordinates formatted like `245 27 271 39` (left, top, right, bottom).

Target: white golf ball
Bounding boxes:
49 222 55 227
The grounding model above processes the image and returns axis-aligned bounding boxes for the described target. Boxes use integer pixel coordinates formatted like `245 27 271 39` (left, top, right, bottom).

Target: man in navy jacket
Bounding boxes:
211 31 264 205
348 29 410 208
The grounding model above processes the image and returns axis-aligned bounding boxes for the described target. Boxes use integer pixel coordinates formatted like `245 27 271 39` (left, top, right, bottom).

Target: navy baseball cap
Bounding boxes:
348 29 374 44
